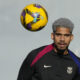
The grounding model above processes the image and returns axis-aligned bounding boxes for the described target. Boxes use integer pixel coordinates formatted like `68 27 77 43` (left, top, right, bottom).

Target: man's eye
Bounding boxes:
64 34 71 37
55 33 71 37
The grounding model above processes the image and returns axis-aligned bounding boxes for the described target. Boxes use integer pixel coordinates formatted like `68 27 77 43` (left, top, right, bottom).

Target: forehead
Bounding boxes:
55 27 71 34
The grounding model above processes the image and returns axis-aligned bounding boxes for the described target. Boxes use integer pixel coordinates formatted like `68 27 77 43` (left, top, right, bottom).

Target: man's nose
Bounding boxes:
60 35 65 40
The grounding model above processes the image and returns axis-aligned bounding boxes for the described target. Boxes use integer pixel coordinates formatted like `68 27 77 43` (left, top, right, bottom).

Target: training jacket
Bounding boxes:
17 44 80 80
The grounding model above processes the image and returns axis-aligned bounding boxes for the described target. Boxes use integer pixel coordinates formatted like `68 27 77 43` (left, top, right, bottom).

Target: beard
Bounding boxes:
54 43 68 55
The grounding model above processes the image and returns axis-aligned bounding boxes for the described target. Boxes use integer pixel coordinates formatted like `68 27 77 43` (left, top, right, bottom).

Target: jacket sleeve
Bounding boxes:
75 57 80 80
17 50 35 80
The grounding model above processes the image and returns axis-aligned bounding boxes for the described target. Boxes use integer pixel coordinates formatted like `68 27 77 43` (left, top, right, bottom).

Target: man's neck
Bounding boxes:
54 47 68 55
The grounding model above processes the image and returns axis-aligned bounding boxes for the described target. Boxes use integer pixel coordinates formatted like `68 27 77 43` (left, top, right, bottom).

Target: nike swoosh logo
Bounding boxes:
44 65 52 68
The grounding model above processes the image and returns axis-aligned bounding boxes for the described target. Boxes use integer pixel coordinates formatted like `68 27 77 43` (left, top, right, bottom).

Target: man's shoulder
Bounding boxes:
22 45 48 65
26 44 48 60
29 45 47 56
33 45 47 52
69 49 80 61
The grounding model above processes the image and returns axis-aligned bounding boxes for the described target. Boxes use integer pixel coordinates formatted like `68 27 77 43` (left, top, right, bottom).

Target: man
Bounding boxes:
17 18 80 80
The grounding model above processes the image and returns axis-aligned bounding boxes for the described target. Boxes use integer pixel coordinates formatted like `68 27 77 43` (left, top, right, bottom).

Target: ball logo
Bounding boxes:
67 67 73 74
32 12 44 23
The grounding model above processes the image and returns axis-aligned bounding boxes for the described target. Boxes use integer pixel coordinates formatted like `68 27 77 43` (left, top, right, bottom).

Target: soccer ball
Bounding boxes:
20 4 48 31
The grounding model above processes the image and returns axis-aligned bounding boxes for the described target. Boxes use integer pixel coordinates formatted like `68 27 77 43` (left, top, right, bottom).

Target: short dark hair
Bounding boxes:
52 18 74 33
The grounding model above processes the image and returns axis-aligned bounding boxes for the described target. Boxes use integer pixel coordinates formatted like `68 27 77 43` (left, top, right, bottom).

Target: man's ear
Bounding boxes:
71 34 74 41
51 33 54 40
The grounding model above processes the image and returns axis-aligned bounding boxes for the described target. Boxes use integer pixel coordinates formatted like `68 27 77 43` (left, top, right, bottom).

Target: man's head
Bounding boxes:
51 18 74 54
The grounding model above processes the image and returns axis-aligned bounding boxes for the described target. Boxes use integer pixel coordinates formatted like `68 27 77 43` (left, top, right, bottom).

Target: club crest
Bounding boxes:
67 67 73 74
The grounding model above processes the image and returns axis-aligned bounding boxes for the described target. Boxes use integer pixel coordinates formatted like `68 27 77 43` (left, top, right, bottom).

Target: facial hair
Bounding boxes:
54 43 68 55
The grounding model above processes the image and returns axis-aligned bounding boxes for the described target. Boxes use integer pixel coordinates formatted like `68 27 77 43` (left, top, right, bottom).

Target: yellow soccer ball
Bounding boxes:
20 4 48 31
